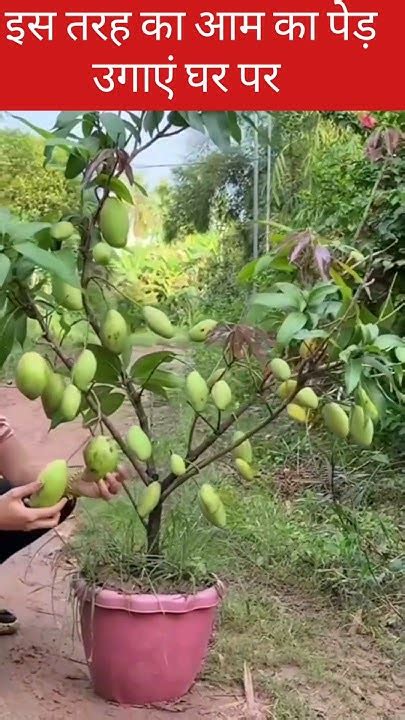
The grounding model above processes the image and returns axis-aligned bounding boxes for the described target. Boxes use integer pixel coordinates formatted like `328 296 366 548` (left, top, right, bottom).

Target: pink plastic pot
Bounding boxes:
74 577 221 706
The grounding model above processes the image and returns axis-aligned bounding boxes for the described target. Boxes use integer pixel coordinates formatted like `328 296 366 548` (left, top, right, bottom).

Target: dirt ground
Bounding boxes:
0 388 253 720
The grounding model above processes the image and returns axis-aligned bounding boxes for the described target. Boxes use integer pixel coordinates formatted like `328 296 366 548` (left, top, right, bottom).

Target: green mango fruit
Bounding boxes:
143 306 174 339
199 483 226 528
83 436 119 478
72 349 97 391
270 358 291 381
60 384 82 421
234 458 255 481
278 379 298 400
41 372 65 418
322 403 350 439
127 426 152 461
15 352 48 400
137 481 161 518
232 430 253 464
99 197 129 248
50 221 75 241
211 380 232 411
295 387 319 410
100 309 128 354
170 454 186 476
92 242 112 266
186 371 209 412
52 277 83 311
350 405 374 446
287 403 310 424
188 319 218 342
29 459 68 508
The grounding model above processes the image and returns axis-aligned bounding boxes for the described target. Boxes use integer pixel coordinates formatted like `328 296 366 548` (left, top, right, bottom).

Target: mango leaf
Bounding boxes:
373 334 403 351
82 386 125 425
395 347 405 363
186 111 205 133
0 254 11 287
96 174 134 204
15 243 80 287
134 180 148 197
307 283 338 307
65 152 87 180
339 345 359 363
55 111 83 128
100 112 127 143
227 111 242 143
14 311 27 347
274 282 306 310
330 268 352 306
152 369 184 389
130 351 177 379
269 255 296 273
99 389 126 416
345 358 362 394
277 311 307 346
167 111 189 128
133 366 183 391
202 112 230 150
0 314 15 366
11 114 53 139
252 292 301 311
0 209 15 237
9 222 50 243
238 258 258 284
253 255 273 277
362 355 393 379
140 379 169 399
143 111 164 136
88 344 121 384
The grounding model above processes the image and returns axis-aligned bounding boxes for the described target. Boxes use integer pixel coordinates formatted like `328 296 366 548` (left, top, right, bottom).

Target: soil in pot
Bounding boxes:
75 576 221 706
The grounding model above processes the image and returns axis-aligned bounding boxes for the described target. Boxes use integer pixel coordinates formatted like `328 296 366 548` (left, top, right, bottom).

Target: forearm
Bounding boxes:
0 434 41 487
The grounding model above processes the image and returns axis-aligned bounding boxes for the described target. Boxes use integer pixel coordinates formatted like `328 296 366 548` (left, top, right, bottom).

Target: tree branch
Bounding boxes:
161 393 297 501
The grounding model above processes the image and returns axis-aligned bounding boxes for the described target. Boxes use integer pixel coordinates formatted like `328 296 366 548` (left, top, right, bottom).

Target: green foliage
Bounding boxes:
112 231 219 323
0 131 77 220
159 152 252 243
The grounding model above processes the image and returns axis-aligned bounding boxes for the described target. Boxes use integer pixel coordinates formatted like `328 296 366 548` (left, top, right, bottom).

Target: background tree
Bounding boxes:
0 130 77 220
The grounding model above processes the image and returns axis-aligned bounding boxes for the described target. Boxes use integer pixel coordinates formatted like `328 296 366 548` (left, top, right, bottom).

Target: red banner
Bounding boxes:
0 0 402 110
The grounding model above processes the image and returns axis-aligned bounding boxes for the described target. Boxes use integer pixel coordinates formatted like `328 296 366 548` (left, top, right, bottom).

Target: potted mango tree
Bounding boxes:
1 111 403 706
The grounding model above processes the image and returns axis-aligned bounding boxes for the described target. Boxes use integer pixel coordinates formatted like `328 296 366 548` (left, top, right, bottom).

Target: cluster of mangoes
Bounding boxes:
185 370 232 414
270 356 377 448
48 197 129 313
15 348 98 422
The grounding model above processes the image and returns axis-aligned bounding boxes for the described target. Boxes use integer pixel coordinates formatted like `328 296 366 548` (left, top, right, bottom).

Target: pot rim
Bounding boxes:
72 573 223 614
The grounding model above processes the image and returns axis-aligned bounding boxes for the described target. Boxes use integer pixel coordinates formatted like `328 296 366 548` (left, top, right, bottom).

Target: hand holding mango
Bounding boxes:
27 454 128 508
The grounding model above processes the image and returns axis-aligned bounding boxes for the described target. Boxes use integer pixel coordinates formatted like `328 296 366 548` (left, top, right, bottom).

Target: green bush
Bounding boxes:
0 130 77 220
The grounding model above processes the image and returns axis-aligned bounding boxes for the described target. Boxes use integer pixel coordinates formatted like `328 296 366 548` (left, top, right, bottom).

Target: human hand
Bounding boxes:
70 464 129 501
0 480 67 532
